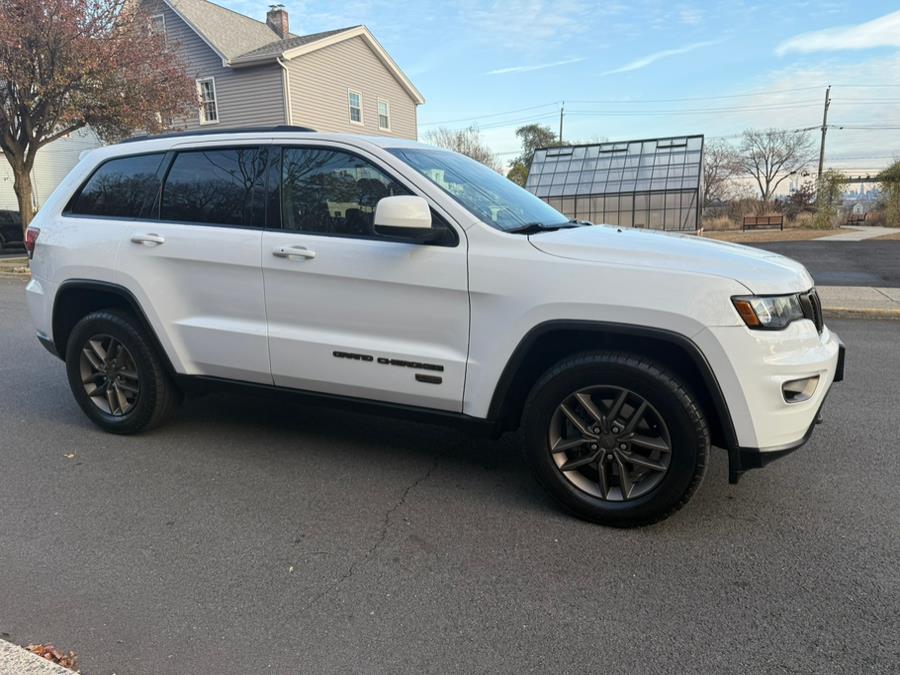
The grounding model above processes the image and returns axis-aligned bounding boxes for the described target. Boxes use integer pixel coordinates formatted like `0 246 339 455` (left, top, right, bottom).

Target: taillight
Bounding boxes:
24 227 40 259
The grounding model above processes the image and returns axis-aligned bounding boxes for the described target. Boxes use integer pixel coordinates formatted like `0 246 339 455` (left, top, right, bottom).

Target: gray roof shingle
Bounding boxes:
167 0 285 61
231 26 360 63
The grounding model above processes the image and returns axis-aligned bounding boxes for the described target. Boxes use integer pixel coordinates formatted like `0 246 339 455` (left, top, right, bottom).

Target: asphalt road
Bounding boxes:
753 240 900 288
1 277 898 674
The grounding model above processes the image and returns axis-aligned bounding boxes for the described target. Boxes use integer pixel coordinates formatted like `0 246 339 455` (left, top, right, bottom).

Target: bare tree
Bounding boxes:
737 129 815 203
0 0 197 229
702 139 740 205
424 125 501 172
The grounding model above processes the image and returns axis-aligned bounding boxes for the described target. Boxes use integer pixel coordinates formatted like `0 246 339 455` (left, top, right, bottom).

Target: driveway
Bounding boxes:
0 277 898 673
753 240 900 288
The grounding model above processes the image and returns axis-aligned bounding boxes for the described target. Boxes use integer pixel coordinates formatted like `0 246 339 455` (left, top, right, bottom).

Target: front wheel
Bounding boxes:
65 309 180 434
522 351 709 527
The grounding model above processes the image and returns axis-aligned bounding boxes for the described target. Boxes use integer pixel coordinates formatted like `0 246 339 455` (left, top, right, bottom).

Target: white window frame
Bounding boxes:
197 77 219 125
148 13 166 36
377 99 390 131
348 89 364 126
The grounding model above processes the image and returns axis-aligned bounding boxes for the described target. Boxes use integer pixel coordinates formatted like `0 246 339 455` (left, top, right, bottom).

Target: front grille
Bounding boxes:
799 289 824 333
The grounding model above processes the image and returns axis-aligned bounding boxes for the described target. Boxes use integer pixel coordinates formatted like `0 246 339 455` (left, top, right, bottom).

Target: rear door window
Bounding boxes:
160 147 267 227
67 153 166 218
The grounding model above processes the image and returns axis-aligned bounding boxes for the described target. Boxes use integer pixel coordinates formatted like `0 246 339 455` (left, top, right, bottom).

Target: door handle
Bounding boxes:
131 233 166 246
272 245 316 260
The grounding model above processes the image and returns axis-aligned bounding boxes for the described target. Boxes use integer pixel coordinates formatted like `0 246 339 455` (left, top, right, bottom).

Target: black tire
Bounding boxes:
522 351 709 527
65 309 180 434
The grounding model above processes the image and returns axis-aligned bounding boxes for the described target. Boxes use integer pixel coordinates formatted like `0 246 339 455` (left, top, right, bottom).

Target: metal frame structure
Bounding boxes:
525 134 705 232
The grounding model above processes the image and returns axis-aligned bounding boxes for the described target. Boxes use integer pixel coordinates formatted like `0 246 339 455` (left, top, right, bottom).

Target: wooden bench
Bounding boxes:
742 215 784 231
846 213 867 225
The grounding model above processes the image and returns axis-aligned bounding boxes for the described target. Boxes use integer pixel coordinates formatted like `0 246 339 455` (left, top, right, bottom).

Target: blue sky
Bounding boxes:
224 1 900 173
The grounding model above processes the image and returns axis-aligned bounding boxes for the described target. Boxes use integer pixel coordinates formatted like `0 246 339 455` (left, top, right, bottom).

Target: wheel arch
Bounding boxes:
487 321 739 452
52 279 176 375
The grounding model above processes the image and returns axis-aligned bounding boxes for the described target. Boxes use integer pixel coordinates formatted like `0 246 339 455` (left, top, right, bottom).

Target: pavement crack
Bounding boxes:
298 449 446 614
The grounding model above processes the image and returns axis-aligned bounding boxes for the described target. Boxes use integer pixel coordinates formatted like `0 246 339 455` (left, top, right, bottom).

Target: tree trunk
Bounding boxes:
13 165 35 235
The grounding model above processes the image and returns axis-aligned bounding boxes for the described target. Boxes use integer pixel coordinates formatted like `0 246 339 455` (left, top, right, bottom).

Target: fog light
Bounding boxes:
782 376 819 403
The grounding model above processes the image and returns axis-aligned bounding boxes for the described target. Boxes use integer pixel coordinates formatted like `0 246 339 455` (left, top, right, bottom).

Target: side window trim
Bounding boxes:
276 144 459 247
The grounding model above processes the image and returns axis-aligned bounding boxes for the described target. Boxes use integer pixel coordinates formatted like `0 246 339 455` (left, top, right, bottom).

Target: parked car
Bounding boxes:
0 209 23 250
24 127 844 527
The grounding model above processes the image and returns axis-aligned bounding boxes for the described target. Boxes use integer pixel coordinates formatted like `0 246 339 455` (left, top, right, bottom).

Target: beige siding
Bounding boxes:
142 0 286 129
285 37 418 139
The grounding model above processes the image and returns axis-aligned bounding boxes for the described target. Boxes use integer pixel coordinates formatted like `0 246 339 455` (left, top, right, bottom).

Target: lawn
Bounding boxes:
702 229 837 243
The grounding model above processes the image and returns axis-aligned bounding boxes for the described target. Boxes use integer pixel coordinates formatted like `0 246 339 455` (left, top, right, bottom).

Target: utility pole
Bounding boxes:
817 85 831 180
559 101 564 144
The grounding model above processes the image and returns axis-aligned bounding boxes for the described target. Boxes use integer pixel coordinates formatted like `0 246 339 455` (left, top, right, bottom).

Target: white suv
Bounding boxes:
25 127 844 526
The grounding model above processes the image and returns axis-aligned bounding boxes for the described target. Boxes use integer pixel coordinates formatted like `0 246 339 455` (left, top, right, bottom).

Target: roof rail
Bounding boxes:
121 125 316 144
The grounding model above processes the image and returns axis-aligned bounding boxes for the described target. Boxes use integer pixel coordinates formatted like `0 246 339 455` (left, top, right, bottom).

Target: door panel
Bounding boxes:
119 224 269 382
262 231 469 410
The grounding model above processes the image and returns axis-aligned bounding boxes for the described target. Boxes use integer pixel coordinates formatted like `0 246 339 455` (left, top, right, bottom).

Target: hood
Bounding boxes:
528 225 814 295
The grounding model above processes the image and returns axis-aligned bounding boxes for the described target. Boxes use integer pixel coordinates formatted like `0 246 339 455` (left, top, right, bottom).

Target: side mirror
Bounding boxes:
373 196 435 242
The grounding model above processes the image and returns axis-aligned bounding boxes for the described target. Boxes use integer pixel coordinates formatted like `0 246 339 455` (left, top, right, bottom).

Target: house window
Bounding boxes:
197 78 218 124
348 90 363 124
148 14 166 36
377 100 390 130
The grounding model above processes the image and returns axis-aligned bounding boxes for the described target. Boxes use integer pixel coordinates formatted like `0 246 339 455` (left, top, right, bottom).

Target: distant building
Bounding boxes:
0 129 99 214
525 135 705 231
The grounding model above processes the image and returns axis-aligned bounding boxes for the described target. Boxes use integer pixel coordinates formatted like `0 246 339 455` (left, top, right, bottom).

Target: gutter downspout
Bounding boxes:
277 57 293 124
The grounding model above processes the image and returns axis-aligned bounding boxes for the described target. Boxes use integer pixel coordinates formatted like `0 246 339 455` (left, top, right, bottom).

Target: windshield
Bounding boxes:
388 147 570 232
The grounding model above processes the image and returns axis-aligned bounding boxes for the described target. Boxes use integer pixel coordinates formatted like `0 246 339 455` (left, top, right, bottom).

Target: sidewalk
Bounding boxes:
818 225 900 242
0 641 74 675
819 286 900 320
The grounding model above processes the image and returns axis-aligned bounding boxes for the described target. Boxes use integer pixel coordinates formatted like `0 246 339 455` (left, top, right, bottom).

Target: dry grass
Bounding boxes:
0 256 29 275
702 229 837 243
872 232 900 240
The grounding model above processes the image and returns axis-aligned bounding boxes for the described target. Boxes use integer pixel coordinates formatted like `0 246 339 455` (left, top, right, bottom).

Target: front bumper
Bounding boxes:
728 337 844 483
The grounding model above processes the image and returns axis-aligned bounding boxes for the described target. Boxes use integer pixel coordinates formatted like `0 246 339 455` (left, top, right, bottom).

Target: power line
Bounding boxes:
419 102 559 127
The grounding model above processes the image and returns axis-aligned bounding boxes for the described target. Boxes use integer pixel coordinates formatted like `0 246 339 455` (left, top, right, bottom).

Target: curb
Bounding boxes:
0 640 75 674
824 307 900 321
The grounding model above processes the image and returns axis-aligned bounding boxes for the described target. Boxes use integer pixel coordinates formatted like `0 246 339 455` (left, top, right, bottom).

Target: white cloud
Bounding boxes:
776 9 900 56
486 57 586 76
601 40 722 76
458 0 593 49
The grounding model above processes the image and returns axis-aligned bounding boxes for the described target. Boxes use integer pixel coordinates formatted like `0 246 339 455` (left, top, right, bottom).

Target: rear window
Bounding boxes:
160 147 267 227
67 153 166 218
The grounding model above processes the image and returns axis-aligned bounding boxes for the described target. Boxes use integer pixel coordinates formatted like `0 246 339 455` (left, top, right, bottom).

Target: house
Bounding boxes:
141 0 424 138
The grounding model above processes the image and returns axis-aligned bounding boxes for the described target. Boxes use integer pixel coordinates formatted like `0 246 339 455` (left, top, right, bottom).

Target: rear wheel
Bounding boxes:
65 309 180 433
522 351 709 527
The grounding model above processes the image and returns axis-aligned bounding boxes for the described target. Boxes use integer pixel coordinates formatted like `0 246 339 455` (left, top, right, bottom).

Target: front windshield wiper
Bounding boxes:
506 222 580 235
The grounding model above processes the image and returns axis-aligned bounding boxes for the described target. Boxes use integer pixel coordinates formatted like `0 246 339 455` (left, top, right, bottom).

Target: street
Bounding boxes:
754 240 900 288
0 276 898 673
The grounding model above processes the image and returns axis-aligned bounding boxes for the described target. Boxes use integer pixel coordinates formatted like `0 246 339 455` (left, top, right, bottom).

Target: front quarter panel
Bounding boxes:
463 224 748 418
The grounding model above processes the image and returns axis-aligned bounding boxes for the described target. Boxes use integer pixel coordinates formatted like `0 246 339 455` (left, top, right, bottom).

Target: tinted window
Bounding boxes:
161 147 266 226
68 153 165 218
281 148 411 237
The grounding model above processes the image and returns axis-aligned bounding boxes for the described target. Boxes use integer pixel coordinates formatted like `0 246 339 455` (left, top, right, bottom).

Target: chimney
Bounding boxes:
266 4 289 39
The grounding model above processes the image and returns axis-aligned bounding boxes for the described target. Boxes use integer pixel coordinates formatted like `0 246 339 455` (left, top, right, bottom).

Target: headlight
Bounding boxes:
732 294 804 330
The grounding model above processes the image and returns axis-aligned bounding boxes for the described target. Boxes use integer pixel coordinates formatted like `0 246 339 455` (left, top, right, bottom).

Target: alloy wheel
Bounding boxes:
548 386 671 501
79 334 140 416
